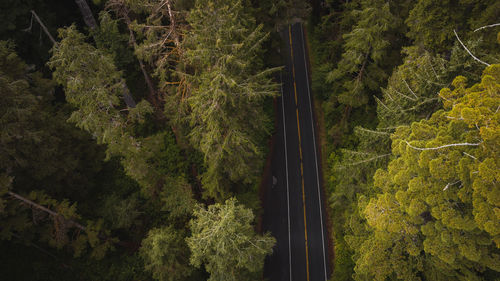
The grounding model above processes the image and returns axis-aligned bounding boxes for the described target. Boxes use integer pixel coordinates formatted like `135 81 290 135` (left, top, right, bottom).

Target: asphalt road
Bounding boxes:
262 22 330 281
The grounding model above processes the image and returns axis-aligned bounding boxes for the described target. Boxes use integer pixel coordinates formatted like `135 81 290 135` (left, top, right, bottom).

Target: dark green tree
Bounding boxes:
49 25 193 206
327 0 404 107
181 0 278 200
0 41 115 259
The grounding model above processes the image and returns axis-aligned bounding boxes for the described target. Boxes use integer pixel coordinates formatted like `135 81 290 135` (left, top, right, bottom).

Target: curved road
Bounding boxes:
263 22 330 281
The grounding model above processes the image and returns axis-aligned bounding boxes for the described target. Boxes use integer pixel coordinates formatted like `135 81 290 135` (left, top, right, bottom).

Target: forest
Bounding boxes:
0 0 499 281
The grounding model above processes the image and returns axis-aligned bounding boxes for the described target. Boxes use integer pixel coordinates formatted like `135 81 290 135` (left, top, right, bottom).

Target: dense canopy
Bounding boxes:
0 0 499 280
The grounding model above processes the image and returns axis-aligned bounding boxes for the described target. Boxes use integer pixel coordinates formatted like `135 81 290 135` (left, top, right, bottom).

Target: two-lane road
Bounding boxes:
263 22 330 281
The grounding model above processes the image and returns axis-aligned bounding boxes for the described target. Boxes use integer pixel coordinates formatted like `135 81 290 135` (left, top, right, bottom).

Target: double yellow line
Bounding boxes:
288 25 310 281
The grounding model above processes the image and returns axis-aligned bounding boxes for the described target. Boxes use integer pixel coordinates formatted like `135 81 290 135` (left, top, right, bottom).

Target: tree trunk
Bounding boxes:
29 11 57 45
72 0 136 108
164 0 181 49
74 0 98 29
7 191 87 231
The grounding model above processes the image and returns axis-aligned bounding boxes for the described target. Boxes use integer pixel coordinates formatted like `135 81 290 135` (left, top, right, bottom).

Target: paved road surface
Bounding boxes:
262 22 330 281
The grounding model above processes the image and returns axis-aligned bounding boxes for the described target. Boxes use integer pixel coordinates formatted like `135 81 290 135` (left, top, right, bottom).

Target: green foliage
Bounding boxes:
406 0 466 53
349 65 500 280
100 193 141 229
93 11 136 70
327 0 405 107
182 0 278 200
0 40 118 258
406 0 500 54
186 198 275 281
377 47 448 128
49 25 148 145
49 25 193 209
140 226 193 281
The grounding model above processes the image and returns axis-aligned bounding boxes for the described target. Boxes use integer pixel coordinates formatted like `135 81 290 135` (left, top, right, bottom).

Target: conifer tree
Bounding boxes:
349 64 500 280
181 0 278 200
327 0 400 107
186 198 275 281
140 226 193 281
0 41 115 259
49 26 194 212
377 47 449 128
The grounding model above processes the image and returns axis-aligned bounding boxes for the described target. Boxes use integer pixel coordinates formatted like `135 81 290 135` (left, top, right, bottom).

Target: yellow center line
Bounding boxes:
289 24 310 281
294 81 298 105
296 109 303 160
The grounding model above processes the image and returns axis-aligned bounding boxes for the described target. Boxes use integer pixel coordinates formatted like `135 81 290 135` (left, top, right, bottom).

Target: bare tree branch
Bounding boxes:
336 153 391 169
112 3 158 104
443 180 460 191
356 127 391 135
7 191 86 231
164 0 181 49
463 151 477 160
474 23 500 32
29 10 57 45
404 140 482 151
453 29 490 66
375 96 393 112
393 88 416 101
403 78 418 99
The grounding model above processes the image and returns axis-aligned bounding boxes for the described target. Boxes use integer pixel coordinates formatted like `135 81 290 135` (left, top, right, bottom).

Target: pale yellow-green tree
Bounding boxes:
348 64 500 280
186 198 275 281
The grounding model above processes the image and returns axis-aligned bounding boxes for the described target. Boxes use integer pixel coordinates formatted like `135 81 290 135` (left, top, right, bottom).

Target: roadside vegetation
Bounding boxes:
0 0 282 280
308 0 500 280
0 0 499 281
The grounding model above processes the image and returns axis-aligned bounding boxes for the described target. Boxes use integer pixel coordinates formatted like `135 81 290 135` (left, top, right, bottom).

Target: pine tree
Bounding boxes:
181 0 278 200
186 198 275 281
377 47 449 128
48 26 197 236
0 41 115 259
406 0 500 54
140 226 193 281
327 0 400 107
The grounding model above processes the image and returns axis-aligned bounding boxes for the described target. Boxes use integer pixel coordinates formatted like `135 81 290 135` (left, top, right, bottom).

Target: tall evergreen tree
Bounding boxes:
186 198 275 281
140 226 193 281
0 41 115 259
406 0 500 54
181 0 278 200
327 0 403 107
49 25 193 204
